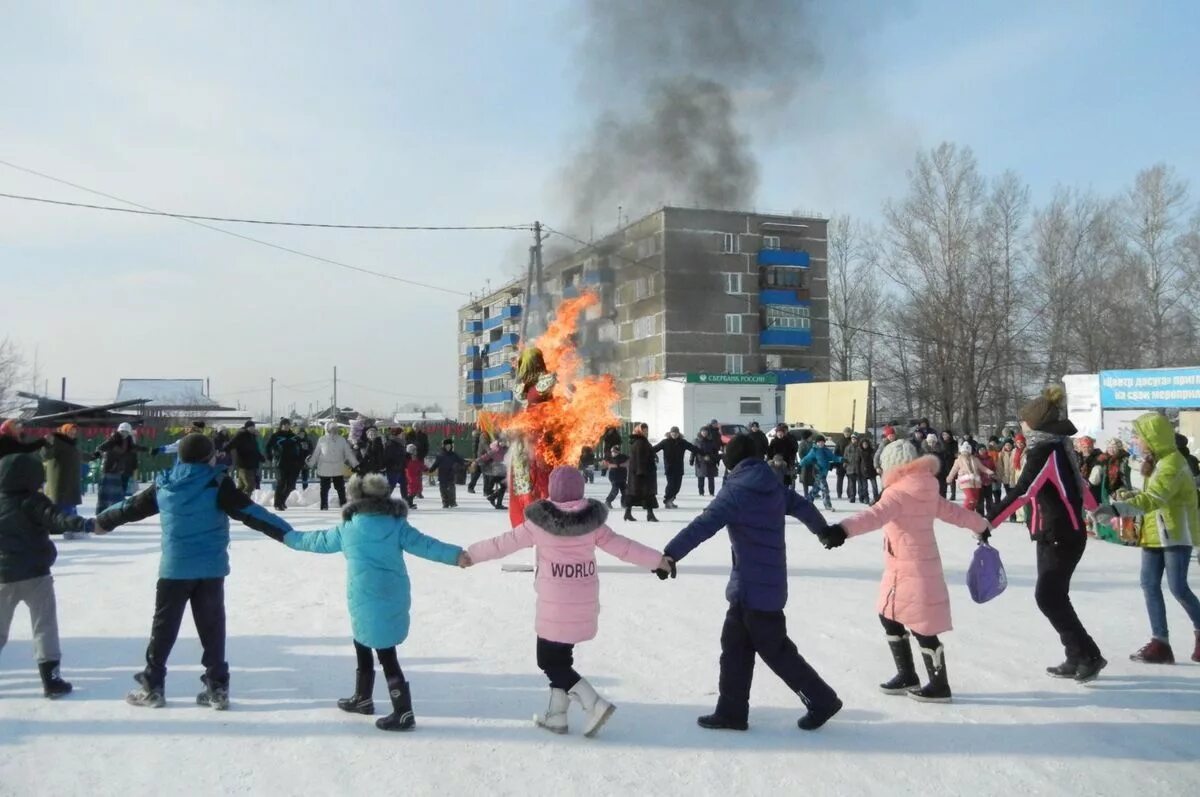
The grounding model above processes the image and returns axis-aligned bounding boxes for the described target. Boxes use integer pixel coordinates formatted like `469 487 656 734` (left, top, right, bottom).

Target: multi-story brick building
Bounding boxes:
457 206 829 422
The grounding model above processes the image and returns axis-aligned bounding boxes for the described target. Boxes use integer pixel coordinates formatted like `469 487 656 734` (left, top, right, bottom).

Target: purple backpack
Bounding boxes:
966 543 1007 603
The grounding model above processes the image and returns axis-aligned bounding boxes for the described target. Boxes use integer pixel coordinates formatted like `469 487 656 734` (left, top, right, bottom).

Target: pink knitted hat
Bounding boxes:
548 466 585 503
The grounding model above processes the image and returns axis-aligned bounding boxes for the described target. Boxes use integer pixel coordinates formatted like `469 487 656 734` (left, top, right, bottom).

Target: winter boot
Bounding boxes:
1193 630 1200 664
908 646 951 703
646 509 659 522
1045 660 1078 678
534 688 570 735
697 712 748 731
38 661 72 699
338 669 376 715
375 679 415 732
604 499 613 509
623 508 636 522
126 672 166 708
1130 638 1174 664
1073 655 1108 683
797 697 843 730
568 677 615 738
196 675 229 711
880 633 920 695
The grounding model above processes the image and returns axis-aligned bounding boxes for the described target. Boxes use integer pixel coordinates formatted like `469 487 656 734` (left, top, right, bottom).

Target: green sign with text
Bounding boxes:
686 373 778 385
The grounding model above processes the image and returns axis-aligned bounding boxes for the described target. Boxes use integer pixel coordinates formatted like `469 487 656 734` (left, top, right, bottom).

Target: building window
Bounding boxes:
764 304 811 329
636 356 656 377
739 396 763 415
597 321 618 343
634 277 650 300
725 354 745 374
764 267 807 289
725 314 743 334
724 273 743 294
633 316 656 339
763 235 780 250
635 235 662 260
721 232 740 254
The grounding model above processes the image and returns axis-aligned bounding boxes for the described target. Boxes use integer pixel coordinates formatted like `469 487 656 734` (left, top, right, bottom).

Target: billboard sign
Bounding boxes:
1099 368 1200 409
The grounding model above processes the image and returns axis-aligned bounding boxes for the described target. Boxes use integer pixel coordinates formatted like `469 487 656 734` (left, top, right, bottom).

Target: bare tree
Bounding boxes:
827 215 885 382
0 338 25 415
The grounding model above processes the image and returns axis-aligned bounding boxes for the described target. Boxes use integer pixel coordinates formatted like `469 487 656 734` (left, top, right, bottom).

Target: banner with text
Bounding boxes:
1099 367 1200 409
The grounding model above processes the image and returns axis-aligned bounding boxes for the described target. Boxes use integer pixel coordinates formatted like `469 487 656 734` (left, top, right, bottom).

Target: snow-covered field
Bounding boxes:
2 482 1198 797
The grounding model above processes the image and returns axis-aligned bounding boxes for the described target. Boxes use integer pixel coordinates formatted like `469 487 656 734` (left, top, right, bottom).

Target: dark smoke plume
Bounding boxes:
563 0 824 228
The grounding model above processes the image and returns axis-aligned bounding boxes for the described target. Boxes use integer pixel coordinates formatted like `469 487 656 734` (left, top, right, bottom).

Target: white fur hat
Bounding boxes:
880 440 919 473
958 441 974 455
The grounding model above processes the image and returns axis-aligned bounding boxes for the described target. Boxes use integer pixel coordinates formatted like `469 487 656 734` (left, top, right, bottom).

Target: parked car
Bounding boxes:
719 424 749 446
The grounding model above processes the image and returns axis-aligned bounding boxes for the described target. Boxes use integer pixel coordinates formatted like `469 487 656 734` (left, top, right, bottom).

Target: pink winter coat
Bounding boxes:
467 498 663 644
840 455 989 636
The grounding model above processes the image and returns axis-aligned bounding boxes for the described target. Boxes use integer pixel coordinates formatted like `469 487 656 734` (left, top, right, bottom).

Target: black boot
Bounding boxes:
697 712 748 731
1074 655 1108 684
38 660 72 699
1046 660 1078 678
375 679 415 731
880 634 920 694
797 697 842 730
338 669 375 715
646 508 659 522
623 508 636 521
909 646 951 703
196 674 230 711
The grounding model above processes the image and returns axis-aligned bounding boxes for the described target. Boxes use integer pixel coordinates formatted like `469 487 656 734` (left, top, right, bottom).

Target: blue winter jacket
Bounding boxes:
97 462 292 579
664 458 829 611
285 496 462 649
797 446 841 478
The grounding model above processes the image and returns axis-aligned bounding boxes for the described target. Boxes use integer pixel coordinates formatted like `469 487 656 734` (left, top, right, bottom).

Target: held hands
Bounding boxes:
974 525 992 544
654 555 676 580
457 551 473 568
818 524 847 550
1091 504 1118 525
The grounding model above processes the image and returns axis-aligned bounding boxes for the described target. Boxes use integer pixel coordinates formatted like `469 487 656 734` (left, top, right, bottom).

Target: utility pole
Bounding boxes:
60 377 66 401
269 377 275 422
333 366 338 409
519 221 545 344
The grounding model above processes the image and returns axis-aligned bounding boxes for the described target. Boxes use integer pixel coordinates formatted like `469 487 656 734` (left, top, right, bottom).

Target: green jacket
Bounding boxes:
1114 414 1200 548
42 433 83 507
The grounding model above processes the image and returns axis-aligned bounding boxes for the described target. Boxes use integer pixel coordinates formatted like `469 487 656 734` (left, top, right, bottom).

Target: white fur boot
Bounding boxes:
534 688 570 734
568 678 615 738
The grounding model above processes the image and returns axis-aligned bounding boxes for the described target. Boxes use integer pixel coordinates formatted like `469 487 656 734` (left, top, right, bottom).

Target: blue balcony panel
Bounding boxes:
498 305 521 319
760 329 812 348
464 394 483 406
482 390 514 405
483 363 513 379
768 369 812 385
757 249 810 267
760 290 812 307
464 345 481 358
463 319 483 334
562 284 581 299
581 271 608 285
482 315 506 331
496 332 520 349
464 370 482 382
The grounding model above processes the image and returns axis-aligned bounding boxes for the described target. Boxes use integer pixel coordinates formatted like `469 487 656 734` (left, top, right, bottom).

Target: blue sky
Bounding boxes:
1 1 1196 416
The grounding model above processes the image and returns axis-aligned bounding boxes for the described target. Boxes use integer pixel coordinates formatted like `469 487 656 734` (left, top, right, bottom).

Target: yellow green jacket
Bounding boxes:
1114 413 1200 548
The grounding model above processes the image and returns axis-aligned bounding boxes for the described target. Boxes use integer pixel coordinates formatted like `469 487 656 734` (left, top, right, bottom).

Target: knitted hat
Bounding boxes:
723 434 756 471
442 438 454 446
958 441 974 455
324 420 338 434
348 473 391 501
879 440 919 473
1015 434 1026 444
178 434 215 464
882 425 896 438
1019 385 1066 431
58 423 77 436
117 422 134 435
670 426 680 434
548 466 585 503
406 443 417 454
243 420 256 430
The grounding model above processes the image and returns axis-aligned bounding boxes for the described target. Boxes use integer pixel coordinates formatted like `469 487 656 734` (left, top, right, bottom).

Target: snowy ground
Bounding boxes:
2 480 1198 797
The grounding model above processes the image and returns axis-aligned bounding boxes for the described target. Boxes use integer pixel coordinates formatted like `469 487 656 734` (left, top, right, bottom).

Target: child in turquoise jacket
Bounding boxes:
284 473 468 731
798 436 842 510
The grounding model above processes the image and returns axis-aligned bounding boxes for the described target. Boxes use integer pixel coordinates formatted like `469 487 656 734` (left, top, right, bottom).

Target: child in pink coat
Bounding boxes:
465 466 670 738
826 440 991 703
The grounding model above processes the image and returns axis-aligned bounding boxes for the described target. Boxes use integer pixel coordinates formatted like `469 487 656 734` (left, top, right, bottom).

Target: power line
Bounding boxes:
0 159 481 296
0 189 532 232
337 379 453 401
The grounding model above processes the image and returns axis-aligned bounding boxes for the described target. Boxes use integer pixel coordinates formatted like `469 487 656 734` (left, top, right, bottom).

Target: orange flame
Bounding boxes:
482 292 619 467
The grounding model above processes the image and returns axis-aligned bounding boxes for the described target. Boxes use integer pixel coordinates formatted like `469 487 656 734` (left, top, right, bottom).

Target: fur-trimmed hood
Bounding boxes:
882 454 941 489
341 472 409 521
524 498 608 537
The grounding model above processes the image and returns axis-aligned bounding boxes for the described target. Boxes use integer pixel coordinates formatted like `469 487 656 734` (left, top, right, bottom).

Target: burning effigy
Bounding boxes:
479 292 619 526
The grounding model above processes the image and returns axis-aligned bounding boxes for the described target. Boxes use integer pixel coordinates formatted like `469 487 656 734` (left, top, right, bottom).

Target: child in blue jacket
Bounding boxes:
96 435 292 710
282 473 468 731
662 435 844 733
798 435 841 510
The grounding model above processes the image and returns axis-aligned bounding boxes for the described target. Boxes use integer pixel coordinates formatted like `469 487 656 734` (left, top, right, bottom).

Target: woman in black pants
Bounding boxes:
989 386 1105 682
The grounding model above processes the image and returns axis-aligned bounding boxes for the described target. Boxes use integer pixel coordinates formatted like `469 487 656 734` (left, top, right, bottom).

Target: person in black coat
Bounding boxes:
767 424 799 489
355 427 386 476
427 439 465 508
693 427 723 496
0 420 47 458
748 422 770 460
225 422 264 495
653 427 699 509
625 423 658 522
382 428 409 500
602 446 628 509
579 445 597 484
266 419 307 511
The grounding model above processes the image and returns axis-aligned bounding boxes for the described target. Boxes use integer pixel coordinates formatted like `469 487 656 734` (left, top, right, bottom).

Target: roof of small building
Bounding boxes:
115 379 221 408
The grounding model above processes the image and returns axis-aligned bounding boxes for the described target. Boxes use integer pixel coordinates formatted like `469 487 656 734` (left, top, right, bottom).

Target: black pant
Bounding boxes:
697 474 715 495
582 468 594 484
439 481 457 507
536 637 581 691
468 468 482 491
319 476 347 509
489 477 507 507
716 602 838 722
1035 538 1101 662
662 470 684 503
846 474 860 502
301 468 310 490
606 481 626 505
879 615 940 649
387 469 409 502
275 466 300 510
835 465 846 498
144 578 227 689
353 640 405 683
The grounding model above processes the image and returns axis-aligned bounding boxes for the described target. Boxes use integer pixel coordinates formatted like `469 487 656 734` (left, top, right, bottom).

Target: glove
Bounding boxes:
818 524 847 549
654 557 677 580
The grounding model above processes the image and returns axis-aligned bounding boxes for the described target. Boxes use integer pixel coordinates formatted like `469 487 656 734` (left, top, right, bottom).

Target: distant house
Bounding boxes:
114 378 249 426
16 392 146 429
